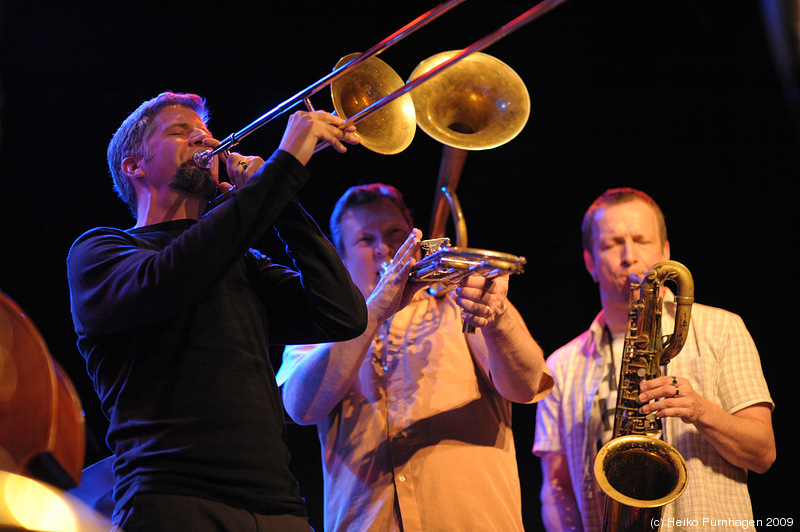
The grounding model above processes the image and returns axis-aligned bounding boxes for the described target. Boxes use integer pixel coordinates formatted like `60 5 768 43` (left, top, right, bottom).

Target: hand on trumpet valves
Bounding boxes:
279 110 360 166
638 375 706 424
455 274 510 330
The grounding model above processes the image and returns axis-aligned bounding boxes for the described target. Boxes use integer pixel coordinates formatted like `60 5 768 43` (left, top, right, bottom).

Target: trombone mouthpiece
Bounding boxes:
193 150 214 169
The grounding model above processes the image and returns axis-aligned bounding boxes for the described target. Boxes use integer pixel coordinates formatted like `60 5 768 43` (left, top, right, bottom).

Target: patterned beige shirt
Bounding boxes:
534 293 773 531
279 292 551 532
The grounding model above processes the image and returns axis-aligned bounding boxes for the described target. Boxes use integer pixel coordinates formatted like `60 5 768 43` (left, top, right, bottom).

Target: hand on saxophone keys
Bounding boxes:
639 375 704 424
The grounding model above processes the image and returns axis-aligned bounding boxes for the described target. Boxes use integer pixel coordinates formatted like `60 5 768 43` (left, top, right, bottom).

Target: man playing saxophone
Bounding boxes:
533 188 775 531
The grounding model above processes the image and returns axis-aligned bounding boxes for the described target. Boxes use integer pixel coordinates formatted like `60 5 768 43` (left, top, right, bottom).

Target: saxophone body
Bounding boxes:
594 260 694 531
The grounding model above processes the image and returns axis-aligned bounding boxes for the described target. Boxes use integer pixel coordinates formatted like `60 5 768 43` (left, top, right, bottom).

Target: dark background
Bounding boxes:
1 1 798 529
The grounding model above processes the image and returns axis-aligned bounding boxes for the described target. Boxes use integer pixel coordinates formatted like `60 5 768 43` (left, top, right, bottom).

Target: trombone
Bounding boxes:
201 0 570 330
193 0 572 167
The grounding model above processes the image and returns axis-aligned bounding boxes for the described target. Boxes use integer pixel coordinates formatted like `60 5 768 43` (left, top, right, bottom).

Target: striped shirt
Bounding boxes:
533 293 773 531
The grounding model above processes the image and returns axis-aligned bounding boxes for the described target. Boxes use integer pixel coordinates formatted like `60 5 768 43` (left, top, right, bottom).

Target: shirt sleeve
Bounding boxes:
250 202 367 344
532 352 565 455
697 308 774 414
275 344 316 388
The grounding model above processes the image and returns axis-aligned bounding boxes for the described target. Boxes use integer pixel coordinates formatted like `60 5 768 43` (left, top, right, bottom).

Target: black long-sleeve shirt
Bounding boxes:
67 150 367 519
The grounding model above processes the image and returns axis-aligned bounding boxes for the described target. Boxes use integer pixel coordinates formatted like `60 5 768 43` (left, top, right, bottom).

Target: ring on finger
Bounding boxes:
238 160 248 170
673 385 680 397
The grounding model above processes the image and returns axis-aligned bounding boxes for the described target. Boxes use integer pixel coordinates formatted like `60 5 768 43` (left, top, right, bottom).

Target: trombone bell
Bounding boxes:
408 51 531 150
331 53 417 155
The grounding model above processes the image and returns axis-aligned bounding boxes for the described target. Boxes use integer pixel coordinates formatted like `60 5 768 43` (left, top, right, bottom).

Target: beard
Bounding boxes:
169 162 218 201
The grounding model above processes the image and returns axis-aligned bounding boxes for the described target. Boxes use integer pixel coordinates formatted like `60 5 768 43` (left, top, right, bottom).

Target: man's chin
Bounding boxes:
170 162 219 201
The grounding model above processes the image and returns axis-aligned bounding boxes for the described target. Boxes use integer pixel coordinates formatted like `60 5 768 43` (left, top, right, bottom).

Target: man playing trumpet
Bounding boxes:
276 183 553 532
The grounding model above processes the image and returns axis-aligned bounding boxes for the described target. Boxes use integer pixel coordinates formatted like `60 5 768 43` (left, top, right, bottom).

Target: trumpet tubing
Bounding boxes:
409 239 526 286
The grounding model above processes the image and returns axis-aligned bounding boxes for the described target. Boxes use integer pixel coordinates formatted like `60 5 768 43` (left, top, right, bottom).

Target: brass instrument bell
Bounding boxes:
330 53 417 155
408 51 530 150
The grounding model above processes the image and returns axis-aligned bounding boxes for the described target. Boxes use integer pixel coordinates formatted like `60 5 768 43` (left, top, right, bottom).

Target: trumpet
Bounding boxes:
194 0 572 168
409 238 526 286
407 238 526 334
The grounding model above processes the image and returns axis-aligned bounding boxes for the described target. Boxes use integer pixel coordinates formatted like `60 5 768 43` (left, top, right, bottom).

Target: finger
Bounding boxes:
218 182 235 194
399 229 422 254
456 292 489 318
639 375 672 393
341 130 361 146
327 125 359 152
200 138 228 163
391 230 422 276
639 382 678 404
225 154 252 188
461 310 490 329
460 274 494 291
202 137 221 149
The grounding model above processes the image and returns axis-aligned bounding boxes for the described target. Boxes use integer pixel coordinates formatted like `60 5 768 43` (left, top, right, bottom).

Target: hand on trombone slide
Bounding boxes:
279 110 359 166
203 110 359 205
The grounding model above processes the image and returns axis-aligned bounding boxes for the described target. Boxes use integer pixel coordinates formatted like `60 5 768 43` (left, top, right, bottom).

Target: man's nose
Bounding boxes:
620 239 637 265
189 128 210 146
374 240 395 259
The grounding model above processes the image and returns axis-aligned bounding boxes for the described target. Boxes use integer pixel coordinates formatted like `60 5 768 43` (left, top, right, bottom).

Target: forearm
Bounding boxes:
540 454 583 531
481 304 546 403
692 401 775 473
282 314 381 425
269 201 368 341
541 490 583 532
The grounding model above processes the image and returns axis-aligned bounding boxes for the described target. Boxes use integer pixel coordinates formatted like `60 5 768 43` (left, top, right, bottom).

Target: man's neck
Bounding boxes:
603 299 630 335
135 191 206 227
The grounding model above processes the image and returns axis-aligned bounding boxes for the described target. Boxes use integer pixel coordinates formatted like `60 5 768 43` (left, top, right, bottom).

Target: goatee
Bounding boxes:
170 162 218 201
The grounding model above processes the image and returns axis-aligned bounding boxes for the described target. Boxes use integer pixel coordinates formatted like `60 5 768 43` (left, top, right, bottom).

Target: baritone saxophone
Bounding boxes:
594 260 694 531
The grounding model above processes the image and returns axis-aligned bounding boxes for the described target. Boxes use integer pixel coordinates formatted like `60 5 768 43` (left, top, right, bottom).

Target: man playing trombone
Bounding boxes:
67 91 367 531
276 183 553 531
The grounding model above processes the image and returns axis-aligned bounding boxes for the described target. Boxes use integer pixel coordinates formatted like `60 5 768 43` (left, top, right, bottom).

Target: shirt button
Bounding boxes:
398 475 406 482
389 395 397 402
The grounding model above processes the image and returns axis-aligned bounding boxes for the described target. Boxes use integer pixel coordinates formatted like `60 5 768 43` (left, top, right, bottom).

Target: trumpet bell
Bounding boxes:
408 51 531 150
331 53 417 155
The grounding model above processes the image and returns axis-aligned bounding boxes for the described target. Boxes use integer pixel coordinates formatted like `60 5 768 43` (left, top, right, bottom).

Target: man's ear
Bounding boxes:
583 249 597 282
121 156 144 181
